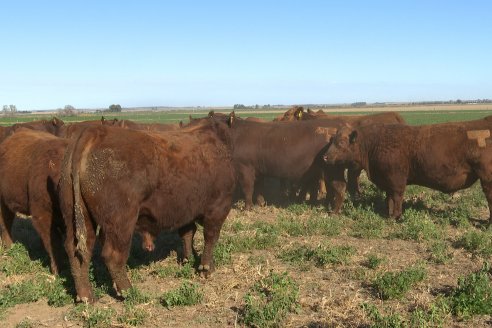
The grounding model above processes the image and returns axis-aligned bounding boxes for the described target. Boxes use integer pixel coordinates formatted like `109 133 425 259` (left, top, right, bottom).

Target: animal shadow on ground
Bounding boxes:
9 218 189 300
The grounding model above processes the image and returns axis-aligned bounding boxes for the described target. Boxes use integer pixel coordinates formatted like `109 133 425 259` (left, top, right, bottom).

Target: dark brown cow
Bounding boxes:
59 118 235 302
323 117 492 222
0 129 69 274
57 117 119 138
275 106 405 126
201 112 347 211
0 117 65 144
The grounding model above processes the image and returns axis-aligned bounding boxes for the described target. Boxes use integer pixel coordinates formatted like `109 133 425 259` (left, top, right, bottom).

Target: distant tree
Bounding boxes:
58 104 78 116
234 104 247 110
108 104 122 112
456 99 462 104
2 104 17 116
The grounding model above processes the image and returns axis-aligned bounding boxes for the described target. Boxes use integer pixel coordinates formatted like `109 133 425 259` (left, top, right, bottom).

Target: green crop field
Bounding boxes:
1 109 492 327
2 108 492 126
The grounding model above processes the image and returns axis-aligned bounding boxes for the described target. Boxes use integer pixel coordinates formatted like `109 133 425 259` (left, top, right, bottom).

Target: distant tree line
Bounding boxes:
233 104 272 110
411 99 492 105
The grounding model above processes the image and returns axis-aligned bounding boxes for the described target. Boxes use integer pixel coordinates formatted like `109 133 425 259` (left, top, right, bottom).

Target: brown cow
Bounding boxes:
0 129 69 274
0 117 65 144
199 112 346 211
274 106 406 198
58 118 235 302
111 119 181 131
323 118 492 222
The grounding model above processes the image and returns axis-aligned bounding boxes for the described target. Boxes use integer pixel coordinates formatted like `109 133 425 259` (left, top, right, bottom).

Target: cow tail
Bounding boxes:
72 155 88 256
63 127 95 256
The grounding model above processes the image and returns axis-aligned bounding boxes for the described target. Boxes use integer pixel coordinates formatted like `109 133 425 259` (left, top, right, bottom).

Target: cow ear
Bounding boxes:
349 131 358 144
295 107 303 120
52 117 63 126
228 111 235 127
101 116 105 123
189 114 193 122
208 110 215 118
179 121 184 128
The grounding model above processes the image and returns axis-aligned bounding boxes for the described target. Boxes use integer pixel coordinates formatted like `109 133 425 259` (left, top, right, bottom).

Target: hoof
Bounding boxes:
198 264 212 278
76 295 91 304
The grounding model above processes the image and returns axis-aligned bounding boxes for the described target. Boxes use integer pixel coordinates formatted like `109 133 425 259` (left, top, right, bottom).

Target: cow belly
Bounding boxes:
411 170 477 193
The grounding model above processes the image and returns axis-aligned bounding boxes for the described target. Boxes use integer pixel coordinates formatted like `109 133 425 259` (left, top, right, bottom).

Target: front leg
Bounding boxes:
386 189 405 220
325 165 347 213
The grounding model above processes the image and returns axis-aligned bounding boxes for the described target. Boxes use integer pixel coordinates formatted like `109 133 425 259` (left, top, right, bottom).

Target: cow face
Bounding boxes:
323 126 359 165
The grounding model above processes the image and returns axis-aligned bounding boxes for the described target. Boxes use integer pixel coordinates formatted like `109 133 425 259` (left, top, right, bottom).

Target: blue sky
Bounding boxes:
1 1 491 110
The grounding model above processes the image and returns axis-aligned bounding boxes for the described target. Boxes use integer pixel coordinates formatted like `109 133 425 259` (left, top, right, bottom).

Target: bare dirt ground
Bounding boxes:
2 177 492 327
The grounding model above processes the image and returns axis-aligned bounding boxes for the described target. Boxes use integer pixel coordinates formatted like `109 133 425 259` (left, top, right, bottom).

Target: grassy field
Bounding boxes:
2 104 492 126
1 109 492 327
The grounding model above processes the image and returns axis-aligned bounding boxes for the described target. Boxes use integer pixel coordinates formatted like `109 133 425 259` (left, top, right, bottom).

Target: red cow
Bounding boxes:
58 118 235 302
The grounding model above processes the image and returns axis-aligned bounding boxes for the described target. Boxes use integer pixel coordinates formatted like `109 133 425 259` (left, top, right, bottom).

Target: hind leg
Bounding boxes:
64 215 97 303
100 229 133 296
0 201 15 248
237 165 256 210
30 206 65 275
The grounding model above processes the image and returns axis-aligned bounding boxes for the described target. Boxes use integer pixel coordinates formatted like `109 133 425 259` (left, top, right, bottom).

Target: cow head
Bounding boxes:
323 125 359 166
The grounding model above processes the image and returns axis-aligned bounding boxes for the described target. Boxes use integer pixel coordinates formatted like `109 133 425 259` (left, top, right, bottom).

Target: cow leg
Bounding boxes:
64 217 96 303
325 166 346 213
178 222 197 263
100 228 132 296
387 189 405 220
0 201 15 248
199 199 229 278
30 208 64 275
347 167 362 199
318 177 327 200
237 165 256 210
480 180 492 226
254 176 266 207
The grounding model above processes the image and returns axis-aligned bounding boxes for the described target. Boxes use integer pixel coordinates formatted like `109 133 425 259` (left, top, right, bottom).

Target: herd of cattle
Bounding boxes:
0 106 491 303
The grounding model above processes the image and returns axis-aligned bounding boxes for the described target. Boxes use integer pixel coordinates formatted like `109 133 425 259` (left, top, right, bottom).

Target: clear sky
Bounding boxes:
1 1 491 110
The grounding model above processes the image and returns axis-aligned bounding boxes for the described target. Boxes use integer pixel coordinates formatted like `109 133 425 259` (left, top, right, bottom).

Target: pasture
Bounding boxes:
1 108 492 327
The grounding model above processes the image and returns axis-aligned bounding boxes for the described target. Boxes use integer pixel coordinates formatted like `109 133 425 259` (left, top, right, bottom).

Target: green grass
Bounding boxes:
0 243 47 276
365 254 386 269
457 229 492 258
447 263 492 319
160 282 203 308
0 275 72 317
68 304 115 328
150 262 195 279
279 244 356 267
427 240 453 264
241 271 299 328
391 209 442 242
373 265 427 300
349 208 388 239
